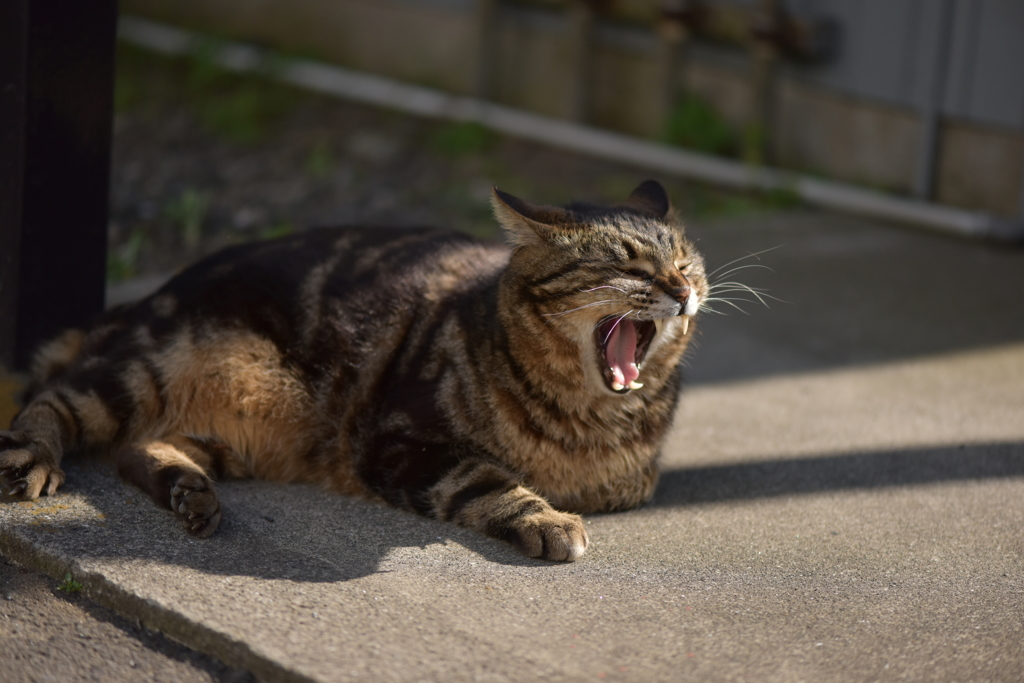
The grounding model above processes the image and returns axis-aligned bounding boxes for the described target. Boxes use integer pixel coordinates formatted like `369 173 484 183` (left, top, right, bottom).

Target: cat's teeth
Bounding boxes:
680 315 690 335
628 380 644 390
611 380 625 392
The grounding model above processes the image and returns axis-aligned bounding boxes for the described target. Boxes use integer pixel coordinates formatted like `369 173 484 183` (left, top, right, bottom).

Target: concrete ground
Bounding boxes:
2 207 1023 682
0 558 253 682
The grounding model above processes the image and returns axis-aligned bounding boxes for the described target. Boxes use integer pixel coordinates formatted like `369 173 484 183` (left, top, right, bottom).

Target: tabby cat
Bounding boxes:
0 180 706 562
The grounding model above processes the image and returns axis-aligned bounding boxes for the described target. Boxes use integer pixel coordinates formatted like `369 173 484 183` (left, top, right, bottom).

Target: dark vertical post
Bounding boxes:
747 0 780 166
473 0 499 100
913 0 955 201
566 0 595 123
656 12 690 138
0 0 117 370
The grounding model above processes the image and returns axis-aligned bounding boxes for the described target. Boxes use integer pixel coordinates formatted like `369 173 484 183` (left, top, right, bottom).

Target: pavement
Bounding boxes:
2 207 1023 682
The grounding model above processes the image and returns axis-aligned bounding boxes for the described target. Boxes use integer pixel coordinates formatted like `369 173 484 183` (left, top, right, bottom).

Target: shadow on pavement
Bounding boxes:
5 442 1021 586
1 459 549 586
651 441 1024 507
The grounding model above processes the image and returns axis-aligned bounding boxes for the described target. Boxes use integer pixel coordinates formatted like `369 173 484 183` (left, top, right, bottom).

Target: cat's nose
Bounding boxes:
665 285 691 309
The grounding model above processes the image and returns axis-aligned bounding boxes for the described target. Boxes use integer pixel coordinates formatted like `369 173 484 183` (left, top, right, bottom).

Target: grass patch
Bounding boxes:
259 221 295 240
682 184 802 220
57 572 83 594
665 95 737 157
116 41 299 145
304 142 335 179
428 122 497 158
186 44 295 145
107 229 146 283
742 123 767 166
164 188 211 250
757 186 802 210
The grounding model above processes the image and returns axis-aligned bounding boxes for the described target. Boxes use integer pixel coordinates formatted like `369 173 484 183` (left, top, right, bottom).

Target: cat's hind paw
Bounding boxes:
170 472 222 538
0 431 65 500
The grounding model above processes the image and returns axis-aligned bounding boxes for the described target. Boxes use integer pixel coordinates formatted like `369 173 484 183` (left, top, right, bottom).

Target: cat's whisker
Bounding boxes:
704 246 783 279
713 282 782 307
708 284 770 301
701 248 781 317
708 284 771 295
704 298 751 314
709 287 765 296
580 285 627 294
704 296 759 306
710 285 781 299
710 280 770 289
713 288 789 305
543 300 619 319
708 263 775 284
601 310 635 345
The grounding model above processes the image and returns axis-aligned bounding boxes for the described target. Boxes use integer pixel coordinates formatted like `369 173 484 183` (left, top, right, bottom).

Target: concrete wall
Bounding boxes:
588 28 665 137
773 81 920 192
492 7 577 119
121 0 1024 218
121 0 480 93
937 120 1024 217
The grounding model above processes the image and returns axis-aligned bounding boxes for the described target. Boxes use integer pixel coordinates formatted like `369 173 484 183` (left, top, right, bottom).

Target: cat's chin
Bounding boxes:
594 317 657 394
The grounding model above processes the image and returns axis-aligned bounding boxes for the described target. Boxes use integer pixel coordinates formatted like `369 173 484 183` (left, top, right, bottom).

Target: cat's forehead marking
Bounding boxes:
623 223 681 257
576 216 685 268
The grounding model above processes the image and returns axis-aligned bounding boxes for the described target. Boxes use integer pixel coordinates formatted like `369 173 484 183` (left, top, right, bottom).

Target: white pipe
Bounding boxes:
118 15 1024 243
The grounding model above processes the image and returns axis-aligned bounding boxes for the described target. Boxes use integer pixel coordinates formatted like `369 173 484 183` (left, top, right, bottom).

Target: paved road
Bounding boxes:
0 557 253 682
2 208 1023 681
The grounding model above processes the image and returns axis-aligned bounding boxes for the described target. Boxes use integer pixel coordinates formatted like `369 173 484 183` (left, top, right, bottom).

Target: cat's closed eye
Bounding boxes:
622 267 653 280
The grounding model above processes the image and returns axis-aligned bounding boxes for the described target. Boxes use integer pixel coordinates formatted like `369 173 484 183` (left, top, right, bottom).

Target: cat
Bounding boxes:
0 180 706 562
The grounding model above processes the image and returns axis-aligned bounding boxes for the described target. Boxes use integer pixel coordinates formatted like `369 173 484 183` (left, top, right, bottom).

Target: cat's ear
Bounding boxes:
491 187 570 247
625 180 670 218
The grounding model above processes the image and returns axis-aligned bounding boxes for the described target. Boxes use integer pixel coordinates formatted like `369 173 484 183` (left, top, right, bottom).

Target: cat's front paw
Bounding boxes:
507 509 589 562
169 471 221 538
0 431 65 500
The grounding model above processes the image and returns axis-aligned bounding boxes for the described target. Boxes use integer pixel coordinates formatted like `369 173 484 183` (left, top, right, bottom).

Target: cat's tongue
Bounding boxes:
606 320 639 388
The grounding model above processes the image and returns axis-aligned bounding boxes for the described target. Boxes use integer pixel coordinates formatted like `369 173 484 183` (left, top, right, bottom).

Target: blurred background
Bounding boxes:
121 0 1023 205
106 0 1024 282
3 0 1024 399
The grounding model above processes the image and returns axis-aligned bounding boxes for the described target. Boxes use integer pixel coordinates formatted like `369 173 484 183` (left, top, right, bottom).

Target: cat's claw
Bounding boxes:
509 509 589 562
169 473 221 538
0 432 65 500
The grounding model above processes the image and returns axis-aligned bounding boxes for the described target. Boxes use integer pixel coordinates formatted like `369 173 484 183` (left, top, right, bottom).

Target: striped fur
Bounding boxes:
0 181 706 561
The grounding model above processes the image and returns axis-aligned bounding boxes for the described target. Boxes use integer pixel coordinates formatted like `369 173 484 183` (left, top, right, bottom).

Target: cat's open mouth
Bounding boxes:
595 317 657 394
